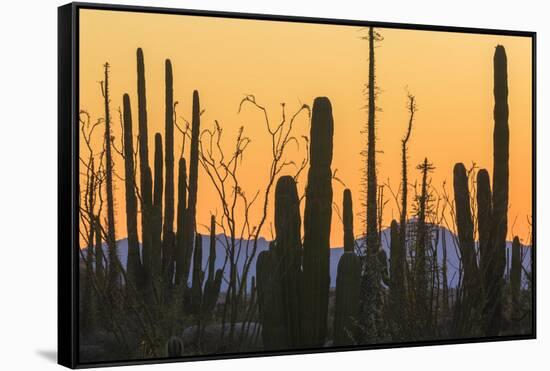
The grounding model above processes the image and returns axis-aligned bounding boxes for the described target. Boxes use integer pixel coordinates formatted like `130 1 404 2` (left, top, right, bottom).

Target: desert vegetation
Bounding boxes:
78 28 533 362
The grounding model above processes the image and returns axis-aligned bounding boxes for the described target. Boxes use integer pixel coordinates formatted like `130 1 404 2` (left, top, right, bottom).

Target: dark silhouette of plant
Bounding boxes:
414 158 435 336
122 94 142 290
179 90 201 285
361 26 385 342
302 97 334 347
482 45 509 337
101 62 120 288
333 189 361 346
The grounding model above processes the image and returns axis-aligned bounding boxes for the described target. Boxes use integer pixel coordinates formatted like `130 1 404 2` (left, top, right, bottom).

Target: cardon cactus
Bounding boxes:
179 90 201 284
165 336 184 357
302 96 334 347
452 162 481 335
202 215 222 317
175 158 187 286
483 45 509 336
510 236 521 312
343 189 354 253
162 59 176 289
136 48 153 292
122 93 142 289
273 175 303 348
191 233 204 316
256 243 286 350
152 133 163 281
477 169 492 286
163 59 175 247
333 189 361 346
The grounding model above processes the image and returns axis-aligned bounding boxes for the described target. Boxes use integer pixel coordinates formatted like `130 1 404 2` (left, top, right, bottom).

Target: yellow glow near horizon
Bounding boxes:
79 9 533 248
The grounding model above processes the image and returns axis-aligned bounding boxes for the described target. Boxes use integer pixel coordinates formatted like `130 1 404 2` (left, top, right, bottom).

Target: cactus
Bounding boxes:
256 244 286 350
483 45 509 336
163 59 176 286
152 133 164 282
510 236 521 307
191 233 204 316
202 216 222 317
178 90 201 285
165 336 184 357
441 227 449 317
122 94 142 289
273 176 303 347
452 163 481 335
141 165 154 291
175 158 187 286
102 62 119 288
343 189 354 253
477 168 493 311
333 189 361 346
302 96 333 347
136 48 153 293
163 60 175 242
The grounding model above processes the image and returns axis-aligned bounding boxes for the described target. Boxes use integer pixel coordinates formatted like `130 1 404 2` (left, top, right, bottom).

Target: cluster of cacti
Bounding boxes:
125 49 204 304
451 45 510 337
257 97 334 349
77 38 531 362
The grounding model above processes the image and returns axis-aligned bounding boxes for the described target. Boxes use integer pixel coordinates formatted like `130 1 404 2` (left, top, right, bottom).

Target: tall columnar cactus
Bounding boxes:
483 45 509 337
102 62 119 288
441 227 449 317
273 176 303 348
136 48 153 290
202 216 223 317
452 163 481 335
343 189 354 253
256 244 286 350
165 336 184 357
179 90 201 284
510 236 521 312
163 59 175 278
302 96 333 347
142 165 154 290
191 233 204 316
152 133 164 281
477 169 493 298
122 93 142 289
333 189 361 346
175 158 187 286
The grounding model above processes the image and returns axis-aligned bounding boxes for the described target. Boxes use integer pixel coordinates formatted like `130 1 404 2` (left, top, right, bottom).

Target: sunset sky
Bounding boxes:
79 9 533 248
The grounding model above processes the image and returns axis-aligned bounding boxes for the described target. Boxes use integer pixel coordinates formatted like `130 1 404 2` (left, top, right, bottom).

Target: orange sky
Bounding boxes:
79 9 533 248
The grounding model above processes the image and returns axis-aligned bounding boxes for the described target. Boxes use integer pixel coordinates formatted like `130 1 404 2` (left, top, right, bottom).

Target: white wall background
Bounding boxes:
0 0 545 369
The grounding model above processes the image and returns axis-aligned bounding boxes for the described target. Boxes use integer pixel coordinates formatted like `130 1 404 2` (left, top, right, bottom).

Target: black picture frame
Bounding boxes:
58 2 537 368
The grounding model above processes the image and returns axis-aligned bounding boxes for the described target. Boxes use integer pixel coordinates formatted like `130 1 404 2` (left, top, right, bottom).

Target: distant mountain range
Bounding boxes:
83 225 531 290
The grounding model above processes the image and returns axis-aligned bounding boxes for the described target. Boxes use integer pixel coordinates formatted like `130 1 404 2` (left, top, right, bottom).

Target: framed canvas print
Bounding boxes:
58 2 536 368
